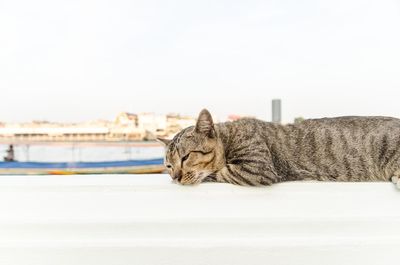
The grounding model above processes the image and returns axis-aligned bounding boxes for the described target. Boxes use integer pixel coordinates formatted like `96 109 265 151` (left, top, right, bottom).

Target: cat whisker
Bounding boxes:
179 172 198 185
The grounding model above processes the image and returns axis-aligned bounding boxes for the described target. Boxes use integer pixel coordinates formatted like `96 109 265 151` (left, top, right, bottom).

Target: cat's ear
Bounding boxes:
195 109 215 137
156 137 171 145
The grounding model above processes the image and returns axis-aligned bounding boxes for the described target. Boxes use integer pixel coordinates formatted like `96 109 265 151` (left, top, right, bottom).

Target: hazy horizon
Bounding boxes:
1 0 400 123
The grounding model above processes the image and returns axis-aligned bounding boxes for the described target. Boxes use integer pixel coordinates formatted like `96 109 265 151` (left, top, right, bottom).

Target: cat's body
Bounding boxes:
159 109 400 186
216 116 399 185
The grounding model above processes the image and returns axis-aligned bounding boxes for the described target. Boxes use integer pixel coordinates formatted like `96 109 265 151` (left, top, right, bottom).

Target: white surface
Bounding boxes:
0 174 399 265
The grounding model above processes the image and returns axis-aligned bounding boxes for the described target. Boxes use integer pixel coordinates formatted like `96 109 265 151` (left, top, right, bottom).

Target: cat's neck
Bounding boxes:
215 121 238 160
214 119 282 161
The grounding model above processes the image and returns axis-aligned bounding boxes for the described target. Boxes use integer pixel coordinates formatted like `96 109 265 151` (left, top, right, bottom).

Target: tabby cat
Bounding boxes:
158 109 400 187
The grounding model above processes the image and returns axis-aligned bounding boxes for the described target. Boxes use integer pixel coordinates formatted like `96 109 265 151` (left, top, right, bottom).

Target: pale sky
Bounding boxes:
0 0 400 123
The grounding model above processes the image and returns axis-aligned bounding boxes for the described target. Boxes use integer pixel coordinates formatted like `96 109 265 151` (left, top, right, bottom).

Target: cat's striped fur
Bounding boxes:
159 109 400 186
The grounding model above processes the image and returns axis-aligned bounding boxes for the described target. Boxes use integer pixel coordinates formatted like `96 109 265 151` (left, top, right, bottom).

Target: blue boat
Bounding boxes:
0 158 165 175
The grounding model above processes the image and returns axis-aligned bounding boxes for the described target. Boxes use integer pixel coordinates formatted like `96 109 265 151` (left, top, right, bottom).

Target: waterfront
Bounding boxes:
0 142 164 163
0 112 196 142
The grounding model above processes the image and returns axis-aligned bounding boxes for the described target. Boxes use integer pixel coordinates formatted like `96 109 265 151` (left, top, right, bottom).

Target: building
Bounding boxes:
165 114 196 137
137 113 167 136
0 112 196 142
115 113 138 127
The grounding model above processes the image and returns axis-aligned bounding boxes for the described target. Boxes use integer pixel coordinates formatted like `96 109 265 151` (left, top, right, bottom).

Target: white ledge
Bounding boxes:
0 174 399 265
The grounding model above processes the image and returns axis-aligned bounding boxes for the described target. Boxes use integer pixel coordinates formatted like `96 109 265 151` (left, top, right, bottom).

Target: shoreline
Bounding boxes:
0 140 162 147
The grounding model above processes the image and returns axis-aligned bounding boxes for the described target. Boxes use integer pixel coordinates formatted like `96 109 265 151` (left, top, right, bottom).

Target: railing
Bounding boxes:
0 174 399 265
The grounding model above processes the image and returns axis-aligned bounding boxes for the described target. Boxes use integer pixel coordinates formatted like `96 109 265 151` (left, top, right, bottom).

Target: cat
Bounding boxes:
158 109 400 187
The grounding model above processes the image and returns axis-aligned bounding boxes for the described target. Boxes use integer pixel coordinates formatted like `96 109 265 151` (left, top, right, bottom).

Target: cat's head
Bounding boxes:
158 109 225 185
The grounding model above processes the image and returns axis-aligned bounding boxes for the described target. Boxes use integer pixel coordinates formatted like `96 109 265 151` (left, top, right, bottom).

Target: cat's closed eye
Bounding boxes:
181 154 190 163
193 150 213 155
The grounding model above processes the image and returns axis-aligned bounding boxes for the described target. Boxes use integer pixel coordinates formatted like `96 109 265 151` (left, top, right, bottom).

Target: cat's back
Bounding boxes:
219 116 400 143
299 116 400 129
292 116 400 140
225 116 400 137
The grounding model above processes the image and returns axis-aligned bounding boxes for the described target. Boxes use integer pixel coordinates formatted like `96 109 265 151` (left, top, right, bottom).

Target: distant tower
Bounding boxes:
272 99 281 123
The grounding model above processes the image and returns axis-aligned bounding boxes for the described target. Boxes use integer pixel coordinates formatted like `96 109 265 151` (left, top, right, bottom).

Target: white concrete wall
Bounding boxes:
0 175 399 265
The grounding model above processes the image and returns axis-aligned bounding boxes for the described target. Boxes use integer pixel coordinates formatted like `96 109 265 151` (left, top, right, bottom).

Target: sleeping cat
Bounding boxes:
158 109 400 187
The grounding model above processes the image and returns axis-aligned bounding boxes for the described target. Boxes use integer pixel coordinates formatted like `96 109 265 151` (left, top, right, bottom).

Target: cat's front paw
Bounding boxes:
202 173 217 182
391 176 399 189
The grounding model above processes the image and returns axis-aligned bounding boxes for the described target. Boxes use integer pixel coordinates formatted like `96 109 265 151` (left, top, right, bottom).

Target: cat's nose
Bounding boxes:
174 170 183 182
